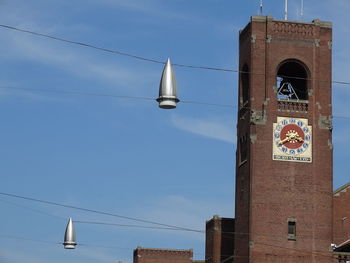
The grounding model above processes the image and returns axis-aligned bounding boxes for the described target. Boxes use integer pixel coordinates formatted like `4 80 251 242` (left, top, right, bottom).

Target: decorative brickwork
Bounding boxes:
272 21 316 37
277 99 308 113
133 247 194 263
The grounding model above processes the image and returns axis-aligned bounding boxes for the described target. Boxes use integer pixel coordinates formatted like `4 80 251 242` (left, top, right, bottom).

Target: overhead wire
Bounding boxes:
0 234 60 245
3 194 346 242
2 86 350 119
0 24 235 72
0 24 165 66
0 24 344 262
0 196 203 233
0 191 202 233
0 234 338 261
0 24 350 87
0 86 155 102
0 234 131 250
0 86 234 108
1 191 345 240
0 24 350 114
0 194 341 261
0 23 345 261
75 220 203 232
0 198 66 220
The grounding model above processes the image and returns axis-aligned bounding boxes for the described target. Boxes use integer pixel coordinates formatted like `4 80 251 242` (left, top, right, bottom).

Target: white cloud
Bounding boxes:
171 114 235 143
139 194 232 236
6 34 155 90
0 21 160 97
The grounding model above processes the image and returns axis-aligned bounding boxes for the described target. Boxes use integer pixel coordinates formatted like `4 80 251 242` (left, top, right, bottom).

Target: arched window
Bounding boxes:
241 64 250 106
276 60 309 101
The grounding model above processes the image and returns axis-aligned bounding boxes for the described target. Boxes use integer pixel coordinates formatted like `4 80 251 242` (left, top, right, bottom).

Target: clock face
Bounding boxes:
273 117 312 163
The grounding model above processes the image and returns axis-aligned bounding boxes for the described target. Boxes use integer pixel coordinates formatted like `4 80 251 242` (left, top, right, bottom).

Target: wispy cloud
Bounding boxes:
139 194 232 234
5 34 156 90
170 114 235 143
0 19 160 97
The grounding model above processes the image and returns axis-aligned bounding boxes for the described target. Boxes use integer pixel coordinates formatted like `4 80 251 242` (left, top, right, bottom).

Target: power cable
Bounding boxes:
0 234 338 261
0 24 165 66
1 24 350 87
0 86 155 102
0 234 131 250
2 86 350 119
0 86 235 108
0 191 343 241
0 196 340 260
75 220 203 233
0 198 66 220
0 234 60 245
0 197 203 233
0 191 202 233
0 24 235 72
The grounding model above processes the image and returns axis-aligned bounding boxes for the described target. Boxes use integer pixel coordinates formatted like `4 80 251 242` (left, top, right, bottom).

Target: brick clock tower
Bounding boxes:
234 16 333 263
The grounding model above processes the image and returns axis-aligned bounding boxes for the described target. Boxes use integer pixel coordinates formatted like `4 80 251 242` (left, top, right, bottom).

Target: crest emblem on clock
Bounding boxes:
272 117 312 163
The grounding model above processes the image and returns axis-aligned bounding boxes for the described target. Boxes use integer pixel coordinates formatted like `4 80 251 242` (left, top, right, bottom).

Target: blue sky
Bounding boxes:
0 0 349 263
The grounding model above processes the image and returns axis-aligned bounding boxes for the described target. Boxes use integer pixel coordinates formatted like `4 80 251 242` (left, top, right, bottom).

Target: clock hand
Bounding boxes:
296 136 304 142
279 137 290 145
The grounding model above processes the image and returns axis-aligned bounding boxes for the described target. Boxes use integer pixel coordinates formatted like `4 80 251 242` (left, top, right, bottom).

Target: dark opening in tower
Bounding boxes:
276 60 308 101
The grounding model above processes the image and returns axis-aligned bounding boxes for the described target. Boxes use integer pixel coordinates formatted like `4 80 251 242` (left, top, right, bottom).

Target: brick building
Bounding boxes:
235 15 333 263
133 247 198 263
334 183 350 245
205 216 234 263
333 183 350 262
132 15 350 263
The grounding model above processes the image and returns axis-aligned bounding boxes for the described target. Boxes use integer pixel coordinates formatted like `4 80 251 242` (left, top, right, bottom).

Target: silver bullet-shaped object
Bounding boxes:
157 58 179 109
63 218 77 249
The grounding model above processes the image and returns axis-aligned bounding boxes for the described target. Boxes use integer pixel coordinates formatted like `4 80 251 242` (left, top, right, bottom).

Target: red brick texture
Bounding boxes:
333 183 350 245
133 248 194 263
205 216 235 263
235 16 333 263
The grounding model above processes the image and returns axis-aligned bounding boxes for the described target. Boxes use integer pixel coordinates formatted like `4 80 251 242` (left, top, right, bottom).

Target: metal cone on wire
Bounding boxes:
157 58 179 109
63 218 77 249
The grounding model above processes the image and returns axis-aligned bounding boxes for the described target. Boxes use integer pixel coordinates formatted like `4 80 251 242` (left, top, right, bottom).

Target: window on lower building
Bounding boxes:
288 219 296 240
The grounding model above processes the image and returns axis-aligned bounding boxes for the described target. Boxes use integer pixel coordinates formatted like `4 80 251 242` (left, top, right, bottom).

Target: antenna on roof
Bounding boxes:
259 0 263 15
284 0 288 20
300 0 304 20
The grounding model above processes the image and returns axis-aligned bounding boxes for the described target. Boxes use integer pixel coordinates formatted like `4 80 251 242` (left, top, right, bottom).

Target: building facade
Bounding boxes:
334 183 350 245
205 215 235 263
131 15 349 263
234 16 333 263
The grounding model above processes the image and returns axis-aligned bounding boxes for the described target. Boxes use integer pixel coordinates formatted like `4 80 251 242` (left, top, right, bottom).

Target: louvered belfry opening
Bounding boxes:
277 60 308 101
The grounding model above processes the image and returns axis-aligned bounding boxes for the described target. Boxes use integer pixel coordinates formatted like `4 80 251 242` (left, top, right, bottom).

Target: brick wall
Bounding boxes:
235 15 333 263
133 247 194 263
334 183 350 245
205 216 234 263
